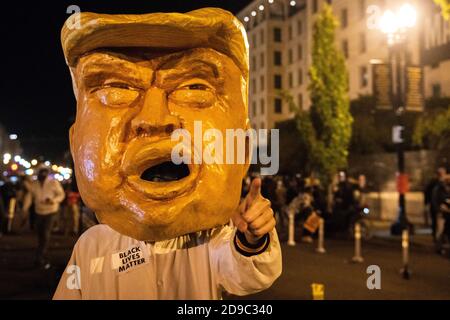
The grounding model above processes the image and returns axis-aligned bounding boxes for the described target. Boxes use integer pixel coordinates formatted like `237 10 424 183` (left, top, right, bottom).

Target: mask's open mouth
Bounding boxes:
122 138 200 200
140 162 190 182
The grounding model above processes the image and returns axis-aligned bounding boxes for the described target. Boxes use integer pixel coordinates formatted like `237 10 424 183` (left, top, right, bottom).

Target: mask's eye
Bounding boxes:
169 80 215 108
184 83 210 90
94 82 140 107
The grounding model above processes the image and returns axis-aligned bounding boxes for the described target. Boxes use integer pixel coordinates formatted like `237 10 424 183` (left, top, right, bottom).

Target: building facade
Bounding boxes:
237 0 446 130
422 2 450 98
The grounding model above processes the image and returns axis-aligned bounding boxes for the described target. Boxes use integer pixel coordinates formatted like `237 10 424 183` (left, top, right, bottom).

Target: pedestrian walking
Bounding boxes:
30 168 65 267
425 167 447 241
436 177 450 256
64 186 81 236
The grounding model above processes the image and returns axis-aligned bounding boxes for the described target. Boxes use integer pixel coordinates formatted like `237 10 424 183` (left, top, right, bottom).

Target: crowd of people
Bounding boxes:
424 167 450 256
1 165 449 267
242 171 371 242
243 167 450 256
0 167 81 268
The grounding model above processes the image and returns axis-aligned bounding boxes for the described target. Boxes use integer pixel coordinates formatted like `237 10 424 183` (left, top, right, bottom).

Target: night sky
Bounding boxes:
0 0 252 163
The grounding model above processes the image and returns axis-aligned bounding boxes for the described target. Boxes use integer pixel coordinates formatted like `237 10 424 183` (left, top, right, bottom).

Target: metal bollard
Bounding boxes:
316 218 326 253
7 198 16 233
351 222 364 263
400 229 411 279
287 209 296 247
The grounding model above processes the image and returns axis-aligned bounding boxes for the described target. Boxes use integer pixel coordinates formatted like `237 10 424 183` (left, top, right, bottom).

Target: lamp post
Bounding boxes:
378 3 417 235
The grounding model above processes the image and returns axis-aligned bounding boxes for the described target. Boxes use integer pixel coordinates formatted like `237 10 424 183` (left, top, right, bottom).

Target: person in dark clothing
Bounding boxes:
285 177 299 205
0 178 17 234
436 179 450 255
0 179 5 235
333 171 356 228
425 167 447 241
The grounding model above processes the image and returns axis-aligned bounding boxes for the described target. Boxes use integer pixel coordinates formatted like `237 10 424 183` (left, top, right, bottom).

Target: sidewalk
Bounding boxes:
370 220 435 251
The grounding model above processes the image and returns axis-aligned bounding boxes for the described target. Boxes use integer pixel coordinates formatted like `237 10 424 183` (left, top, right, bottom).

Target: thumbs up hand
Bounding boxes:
233 178 276 245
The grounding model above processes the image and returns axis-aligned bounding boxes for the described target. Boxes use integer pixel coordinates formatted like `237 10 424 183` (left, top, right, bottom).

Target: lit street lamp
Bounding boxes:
378 3 417 235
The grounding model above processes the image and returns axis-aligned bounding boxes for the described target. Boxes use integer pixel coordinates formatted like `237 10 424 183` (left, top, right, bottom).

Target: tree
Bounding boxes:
306 3 352 185
349 95 381 155
413 104 450 151
435 0 450 20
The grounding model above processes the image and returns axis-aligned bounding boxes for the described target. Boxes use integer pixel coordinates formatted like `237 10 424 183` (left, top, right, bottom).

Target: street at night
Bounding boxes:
0 0 449 310
1 226 449 300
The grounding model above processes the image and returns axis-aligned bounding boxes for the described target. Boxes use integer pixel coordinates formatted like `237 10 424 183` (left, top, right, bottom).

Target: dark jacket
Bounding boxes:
431 181 447 214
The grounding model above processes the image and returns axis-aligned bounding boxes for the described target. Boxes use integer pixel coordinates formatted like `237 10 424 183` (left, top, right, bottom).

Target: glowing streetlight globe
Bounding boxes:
398 3 417 29
379 10 398 35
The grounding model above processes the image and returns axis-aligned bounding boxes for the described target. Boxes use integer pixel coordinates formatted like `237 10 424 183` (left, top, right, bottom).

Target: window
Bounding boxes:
274 75 282 89
359 0 366 19
252 78 257 94
432 84 441 98
274 51 282 66
298 68 303 86
274 98 283 114
252 55 257 69
297 20 303 35
360 32 366 53
298 93 303 110
252 34 257 48
252 101 257 117
288 49 293 64
260 29 265 45
313 0 319 14
260 52 265 68
342 39 349 59
274 27 282 42
360 65 368 88
260 99 265 115
341 8 348 29
297 44 303 60
260 75 265 91
289 72 293 88
261 121 265 129
288 25 293 41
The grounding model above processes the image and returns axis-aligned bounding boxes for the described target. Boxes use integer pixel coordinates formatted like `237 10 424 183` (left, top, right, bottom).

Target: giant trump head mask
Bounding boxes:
61 8 251 241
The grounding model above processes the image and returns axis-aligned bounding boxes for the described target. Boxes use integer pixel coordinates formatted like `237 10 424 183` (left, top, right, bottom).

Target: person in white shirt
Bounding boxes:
54 8 282 299
31 168 65 267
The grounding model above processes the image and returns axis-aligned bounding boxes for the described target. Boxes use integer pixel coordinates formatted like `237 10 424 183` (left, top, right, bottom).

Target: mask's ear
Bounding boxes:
69 125 75 157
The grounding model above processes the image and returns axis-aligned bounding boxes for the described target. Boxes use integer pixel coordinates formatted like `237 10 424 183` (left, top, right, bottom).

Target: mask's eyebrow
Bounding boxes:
78 55 153 89
155 57 224 90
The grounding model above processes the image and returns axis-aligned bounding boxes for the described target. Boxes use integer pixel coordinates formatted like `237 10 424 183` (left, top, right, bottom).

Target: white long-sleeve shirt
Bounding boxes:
53 223 282 300
30 177 65 215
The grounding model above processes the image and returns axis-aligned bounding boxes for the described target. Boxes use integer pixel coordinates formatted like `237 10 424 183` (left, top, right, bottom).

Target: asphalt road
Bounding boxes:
0 230 449 300
234 238 450 300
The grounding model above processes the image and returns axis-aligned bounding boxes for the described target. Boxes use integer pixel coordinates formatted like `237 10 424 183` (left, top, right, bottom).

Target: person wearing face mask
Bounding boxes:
30 167 65 267
53 8 282 300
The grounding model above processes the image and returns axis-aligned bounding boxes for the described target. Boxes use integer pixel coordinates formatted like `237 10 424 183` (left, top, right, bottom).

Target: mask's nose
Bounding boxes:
131 87 182 137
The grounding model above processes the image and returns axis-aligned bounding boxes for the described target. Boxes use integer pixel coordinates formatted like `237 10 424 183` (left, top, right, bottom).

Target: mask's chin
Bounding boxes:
140 161 190 182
